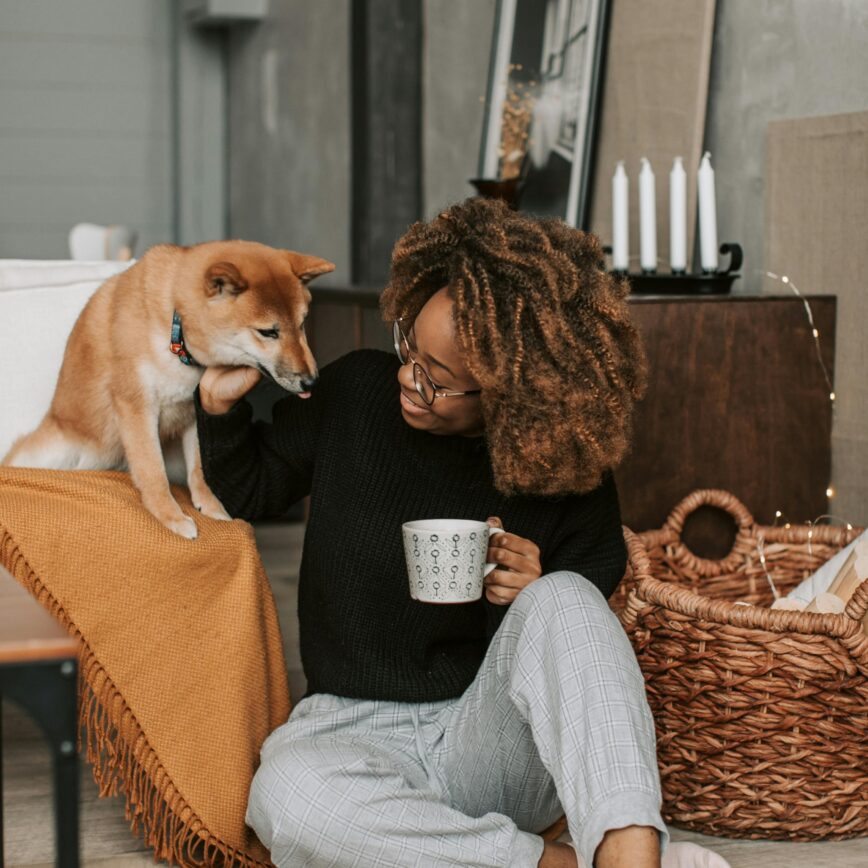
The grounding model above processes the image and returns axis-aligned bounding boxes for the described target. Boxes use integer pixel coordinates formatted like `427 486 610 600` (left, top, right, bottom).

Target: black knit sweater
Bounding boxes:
195 349 627 703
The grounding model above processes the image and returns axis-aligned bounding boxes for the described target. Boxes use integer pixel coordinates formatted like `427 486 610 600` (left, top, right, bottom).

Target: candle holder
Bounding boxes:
603 243 743 295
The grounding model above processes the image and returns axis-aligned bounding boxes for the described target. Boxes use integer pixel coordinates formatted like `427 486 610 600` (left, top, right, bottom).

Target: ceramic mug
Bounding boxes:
401 518 505 604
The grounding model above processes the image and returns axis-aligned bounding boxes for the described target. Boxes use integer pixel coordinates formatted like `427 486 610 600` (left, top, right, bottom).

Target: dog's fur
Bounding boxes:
2 240 334 538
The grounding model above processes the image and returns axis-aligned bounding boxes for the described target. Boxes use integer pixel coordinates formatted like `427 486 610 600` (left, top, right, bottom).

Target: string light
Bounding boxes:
750 270 857 595
805 514 854 558
755 513 855 598
764 270 835 399
761 269 841 516
756 532 781 600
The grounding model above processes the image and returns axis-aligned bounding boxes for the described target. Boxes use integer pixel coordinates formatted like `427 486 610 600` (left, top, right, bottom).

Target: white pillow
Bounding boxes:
785 530 868 604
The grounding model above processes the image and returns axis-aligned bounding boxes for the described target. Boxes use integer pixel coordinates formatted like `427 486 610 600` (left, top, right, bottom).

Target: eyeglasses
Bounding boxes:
392 318 482 406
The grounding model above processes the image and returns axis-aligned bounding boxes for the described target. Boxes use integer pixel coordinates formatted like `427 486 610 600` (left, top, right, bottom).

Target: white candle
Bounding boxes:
612 161 629 272
698 151 719 272
669 156 687 273
639 158 657 272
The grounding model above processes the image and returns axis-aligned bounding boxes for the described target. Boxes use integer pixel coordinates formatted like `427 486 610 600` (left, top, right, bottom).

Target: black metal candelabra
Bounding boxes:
603 242 743 294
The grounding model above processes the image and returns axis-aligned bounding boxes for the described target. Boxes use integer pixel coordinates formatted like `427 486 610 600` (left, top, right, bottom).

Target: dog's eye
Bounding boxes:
256 328 279 339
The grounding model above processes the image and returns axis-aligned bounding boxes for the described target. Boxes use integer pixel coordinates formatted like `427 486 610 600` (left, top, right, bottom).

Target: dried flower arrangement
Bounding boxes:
498 64 537 181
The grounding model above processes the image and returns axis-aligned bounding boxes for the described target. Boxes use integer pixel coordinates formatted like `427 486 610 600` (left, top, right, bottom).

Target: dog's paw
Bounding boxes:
199 504 232 521
166 515 198 539
191 492 232 521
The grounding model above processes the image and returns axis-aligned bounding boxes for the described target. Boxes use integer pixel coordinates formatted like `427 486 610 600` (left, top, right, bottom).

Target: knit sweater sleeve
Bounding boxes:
195 354 346 522
544 470 628 599
481 471 627 640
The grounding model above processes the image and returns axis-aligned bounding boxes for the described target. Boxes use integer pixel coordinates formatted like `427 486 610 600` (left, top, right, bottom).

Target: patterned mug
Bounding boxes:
401 518 505 604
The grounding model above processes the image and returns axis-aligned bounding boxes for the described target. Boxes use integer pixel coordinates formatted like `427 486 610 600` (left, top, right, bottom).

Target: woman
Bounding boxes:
195 198 727 868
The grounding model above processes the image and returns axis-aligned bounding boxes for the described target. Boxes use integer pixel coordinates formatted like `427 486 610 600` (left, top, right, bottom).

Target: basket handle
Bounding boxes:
661 489 756 576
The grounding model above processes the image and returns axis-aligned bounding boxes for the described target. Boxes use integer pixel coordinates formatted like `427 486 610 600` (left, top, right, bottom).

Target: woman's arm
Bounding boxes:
194 357 345 522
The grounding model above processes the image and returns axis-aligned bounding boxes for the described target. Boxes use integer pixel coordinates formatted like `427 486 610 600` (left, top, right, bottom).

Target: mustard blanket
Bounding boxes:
0 467 290 866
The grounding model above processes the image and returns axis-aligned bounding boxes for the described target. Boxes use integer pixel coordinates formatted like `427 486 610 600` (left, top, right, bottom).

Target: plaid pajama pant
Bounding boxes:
246 571 670 867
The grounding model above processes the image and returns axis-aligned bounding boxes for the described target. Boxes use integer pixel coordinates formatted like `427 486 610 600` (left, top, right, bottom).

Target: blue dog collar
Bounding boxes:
169 310 201 367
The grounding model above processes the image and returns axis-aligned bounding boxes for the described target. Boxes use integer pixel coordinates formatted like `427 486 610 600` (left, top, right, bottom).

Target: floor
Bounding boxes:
2 521 866 867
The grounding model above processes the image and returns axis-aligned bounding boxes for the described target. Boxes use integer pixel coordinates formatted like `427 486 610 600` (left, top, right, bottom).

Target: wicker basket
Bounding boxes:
617 488 868 841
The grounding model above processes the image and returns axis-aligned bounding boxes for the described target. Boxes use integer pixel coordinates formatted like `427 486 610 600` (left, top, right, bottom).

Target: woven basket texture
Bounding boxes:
612 488 867 841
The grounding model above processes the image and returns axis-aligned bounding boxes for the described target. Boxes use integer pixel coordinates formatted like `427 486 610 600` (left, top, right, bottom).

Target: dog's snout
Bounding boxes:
300 374 318 391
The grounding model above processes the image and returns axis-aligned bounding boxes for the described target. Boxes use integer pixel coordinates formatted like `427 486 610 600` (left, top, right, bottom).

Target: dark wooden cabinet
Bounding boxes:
619 294 835 555
298 290 835 554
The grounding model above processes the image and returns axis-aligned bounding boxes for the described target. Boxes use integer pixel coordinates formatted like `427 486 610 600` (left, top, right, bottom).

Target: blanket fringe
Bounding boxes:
1 530 273 868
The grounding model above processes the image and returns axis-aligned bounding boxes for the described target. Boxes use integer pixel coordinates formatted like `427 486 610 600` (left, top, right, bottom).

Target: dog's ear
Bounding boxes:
286 252 336 284
205 262 248 297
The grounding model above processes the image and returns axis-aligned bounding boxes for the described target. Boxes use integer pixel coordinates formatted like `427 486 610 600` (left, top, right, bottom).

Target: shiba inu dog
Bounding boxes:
2 240 334 539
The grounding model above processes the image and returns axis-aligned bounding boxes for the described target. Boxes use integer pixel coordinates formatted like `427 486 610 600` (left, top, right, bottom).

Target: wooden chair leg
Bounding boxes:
0 660 80 868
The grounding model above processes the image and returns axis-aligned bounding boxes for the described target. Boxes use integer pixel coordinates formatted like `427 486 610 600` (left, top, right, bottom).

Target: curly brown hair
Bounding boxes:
380 196 648 498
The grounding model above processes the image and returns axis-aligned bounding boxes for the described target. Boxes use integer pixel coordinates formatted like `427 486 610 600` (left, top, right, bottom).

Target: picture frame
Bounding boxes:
477 0 611 230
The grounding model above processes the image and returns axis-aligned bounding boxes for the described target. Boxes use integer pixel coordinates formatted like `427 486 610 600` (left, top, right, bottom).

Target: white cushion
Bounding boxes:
0 259 133 291
0 259 186 485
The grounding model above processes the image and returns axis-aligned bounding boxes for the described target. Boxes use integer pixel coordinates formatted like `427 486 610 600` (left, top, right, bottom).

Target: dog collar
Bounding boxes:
169 310 201 367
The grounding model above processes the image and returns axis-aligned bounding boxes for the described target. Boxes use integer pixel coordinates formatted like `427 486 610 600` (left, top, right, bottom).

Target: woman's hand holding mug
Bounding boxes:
483 516 543 606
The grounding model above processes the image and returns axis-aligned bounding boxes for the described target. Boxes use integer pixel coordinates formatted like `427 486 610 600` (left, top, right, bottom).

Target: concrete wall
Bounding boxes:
223 0 493 268
175 7 229 246
10 2 863 278
703 1 868 523
422 0 496 218
423 1 868 292
223 2 866 519
703 0 868 294
0 0 174 257
0 0 227 258
226 0 350 285
422 0 868 524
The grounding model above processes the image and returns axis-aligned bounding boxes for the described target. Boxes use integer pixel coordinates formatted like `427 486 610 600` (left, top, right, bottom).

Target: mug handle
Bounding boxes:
483 526 506 577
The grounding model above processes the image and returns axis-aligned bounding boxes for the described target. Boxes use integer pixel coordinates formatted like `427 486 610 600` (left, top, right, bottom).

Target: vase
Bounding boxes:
468 177 525 210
